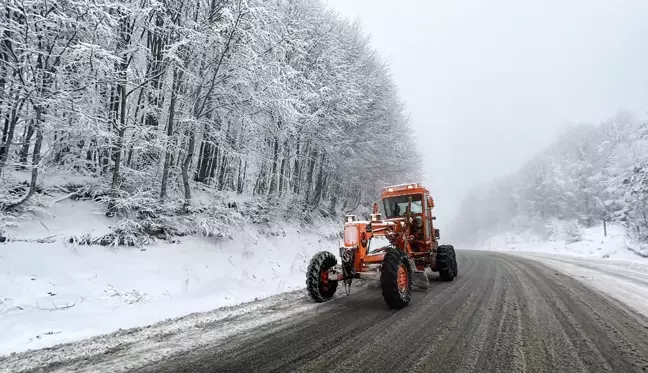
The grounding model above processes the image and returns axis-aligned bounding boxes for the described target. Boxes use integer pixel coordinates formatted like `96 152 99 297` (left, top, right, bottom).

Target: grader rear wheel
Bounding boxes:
449 245 458 277
437 245 456 282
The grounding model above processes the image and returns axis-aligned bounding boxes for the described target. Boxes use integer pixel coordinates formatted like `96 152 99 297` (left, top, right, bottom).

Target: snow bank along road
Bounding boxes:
4 251 648 373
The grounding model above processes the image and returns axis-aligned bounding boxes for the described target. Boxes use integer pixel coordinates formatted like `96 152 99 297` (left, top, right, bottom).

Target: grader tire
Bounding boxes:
437 245 455 282
306 251 338 302
380 248 413 309
449 245 458 277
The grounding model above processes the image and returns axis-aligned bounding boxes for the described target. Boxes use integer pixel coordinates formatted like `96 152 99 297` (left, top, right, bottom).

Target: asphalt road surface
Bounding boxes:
135 251 648 373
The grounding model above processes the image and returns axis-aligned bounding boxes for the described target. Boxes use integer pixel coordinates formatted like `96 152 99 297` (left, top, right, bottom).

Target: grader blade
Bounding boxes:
411 261 429 291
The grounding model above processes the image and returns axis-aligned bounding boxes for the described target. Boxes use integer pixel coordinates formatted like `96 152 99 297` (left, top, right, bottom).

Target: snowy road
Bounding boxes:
4 251 648 373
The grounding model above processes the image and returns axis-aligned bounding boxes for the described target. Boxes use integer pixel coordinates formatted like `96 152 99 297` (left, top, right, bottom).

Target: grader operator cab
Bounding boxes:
306 183 458 309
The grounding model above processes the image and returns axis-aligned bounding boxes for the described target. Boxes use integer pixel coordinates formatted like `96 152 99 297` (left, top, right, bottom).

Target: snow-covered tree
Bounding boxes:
448 112 648 245
0 0 421 224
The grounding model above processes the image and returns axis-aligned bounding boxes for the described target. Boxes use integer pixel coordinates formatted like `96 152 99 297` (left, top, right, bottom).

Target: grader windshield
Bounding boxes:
383 194 423 218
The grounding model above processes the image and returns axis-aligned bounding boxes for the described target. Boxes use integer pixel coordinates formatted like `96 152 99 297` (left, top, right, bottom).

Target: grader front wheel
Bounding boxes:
380 248 413 309
306 251 339 302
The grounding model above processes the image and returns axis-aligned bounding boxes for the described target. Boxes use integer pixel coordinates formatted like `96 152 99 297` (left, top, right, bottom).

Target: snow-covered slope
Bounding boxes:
480 222 647 261
0 199 341 355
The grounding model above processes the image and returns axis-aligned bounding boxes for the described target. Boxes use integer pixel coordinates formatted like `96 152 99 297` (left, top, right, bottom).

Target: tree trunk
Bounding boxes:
107 77 128 216
86 138 96 173
268 136 280 195
0 97 25 172
312 153 326 207
293 139 308 195
236 158 244 194
278 139 289 196
208 145 219 179
253 162 267 196
181 126 196 208
217 152 227 190
195 122 214 183
3 107 44 210
102 82 119 176
216 121 231 189
18 119 35 168
160 68 181 199
304 148 318 204
125 84 147 169
195 138 207 181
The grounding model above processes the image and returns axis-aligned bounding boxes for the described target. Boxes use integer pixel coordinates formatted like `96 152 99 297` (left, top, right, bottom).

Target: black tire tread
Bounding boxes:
380 248 412 309
449 245 458 277
306 251 338 302
437 245 455 281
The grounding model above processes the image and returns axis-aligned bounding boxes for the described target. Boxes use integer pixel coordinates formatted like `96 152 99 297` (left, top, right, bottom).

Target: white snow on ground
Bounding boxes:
476 222 648 317
0 198 342 356
483 223 647 261
0 290 321 373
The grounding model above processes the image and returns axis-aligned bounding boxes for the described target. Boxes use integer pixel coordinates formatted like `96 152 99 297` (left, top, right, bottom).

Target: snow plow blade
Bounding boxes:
412 267 429 291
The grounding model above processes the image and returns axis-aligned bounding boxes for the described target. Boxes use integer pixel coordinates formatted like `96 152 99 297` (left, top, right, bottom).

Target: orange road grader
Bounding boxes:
306 183 458 309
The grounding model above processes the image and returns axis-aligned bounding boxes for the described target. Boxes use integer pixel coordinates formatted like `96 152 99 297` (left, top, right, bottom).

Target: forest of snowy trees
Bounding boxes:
0 0 420 228
448 112 648 246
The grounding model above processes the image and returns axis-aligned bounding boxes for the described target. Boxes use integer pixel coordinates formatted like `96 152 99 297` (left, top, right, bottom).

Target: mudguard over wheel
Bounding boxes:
380 248 413 309
306 251 338 302
437 245 456 282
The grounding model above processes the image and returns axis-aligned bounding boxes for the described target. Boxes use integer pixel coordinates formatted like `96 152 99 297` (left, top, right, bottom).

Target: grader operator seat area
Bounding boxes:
383 194 423 218
383 193 426 251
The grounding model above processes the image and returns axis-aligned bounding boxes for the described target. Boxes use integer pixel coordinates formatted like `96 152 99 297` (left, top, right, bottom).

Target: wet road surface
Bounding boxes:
136 251 648 373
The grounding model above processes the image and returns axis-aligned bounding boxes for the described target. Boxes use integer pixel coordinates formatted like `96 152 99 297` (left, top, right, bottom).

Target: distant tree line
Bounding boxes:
448 112 648 244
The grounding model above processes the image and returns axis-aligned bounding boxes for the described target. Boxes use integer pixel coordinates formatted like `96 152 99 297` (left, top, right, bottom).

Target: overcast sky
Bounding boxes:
325 0 648 226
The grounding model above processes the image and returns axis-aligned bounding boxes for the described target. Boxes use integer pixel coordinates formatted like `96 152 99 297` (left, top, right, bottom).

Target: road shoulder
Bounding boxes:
507 252 648 318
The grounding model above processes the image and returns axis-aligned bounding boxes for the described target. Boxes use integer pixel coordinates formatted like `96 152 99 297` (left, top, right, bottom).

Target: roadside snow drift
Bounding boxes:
483 223 647 261
0 199 341 355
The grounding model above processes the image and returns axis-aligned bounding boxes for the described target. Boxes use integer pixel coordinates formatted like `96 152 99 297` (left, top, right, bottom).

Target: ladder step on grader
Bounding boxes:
306 183 458 309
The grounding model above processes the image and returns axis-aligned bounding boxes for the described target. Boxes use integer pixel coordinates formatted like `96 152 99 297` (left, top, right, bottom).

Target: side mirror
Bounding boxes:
427 196 434 208
372 201 380 214
435 228 440 239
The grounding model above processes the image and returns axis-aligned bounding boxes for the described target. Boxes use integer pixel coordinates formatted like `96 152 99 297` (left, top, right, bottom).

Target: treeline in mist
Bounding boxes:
0 0 420 219
448 112 648 245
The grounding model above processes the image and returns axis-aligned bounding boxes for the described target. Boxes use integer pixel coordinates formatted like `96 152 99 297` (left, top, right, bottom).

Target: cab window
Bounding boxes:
383 194 423 218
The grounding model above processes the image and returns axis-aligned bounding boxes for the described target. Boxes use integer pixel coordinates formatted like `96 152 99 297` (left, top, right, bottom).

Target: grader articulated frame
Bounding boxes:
306 183 458 309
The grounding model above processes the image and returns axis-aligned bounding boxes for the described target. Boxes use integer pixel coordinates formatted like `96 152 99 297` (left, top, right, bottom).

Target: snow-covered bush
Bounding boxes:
563 221 584 243
67 220 153 248
182 202 245 238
